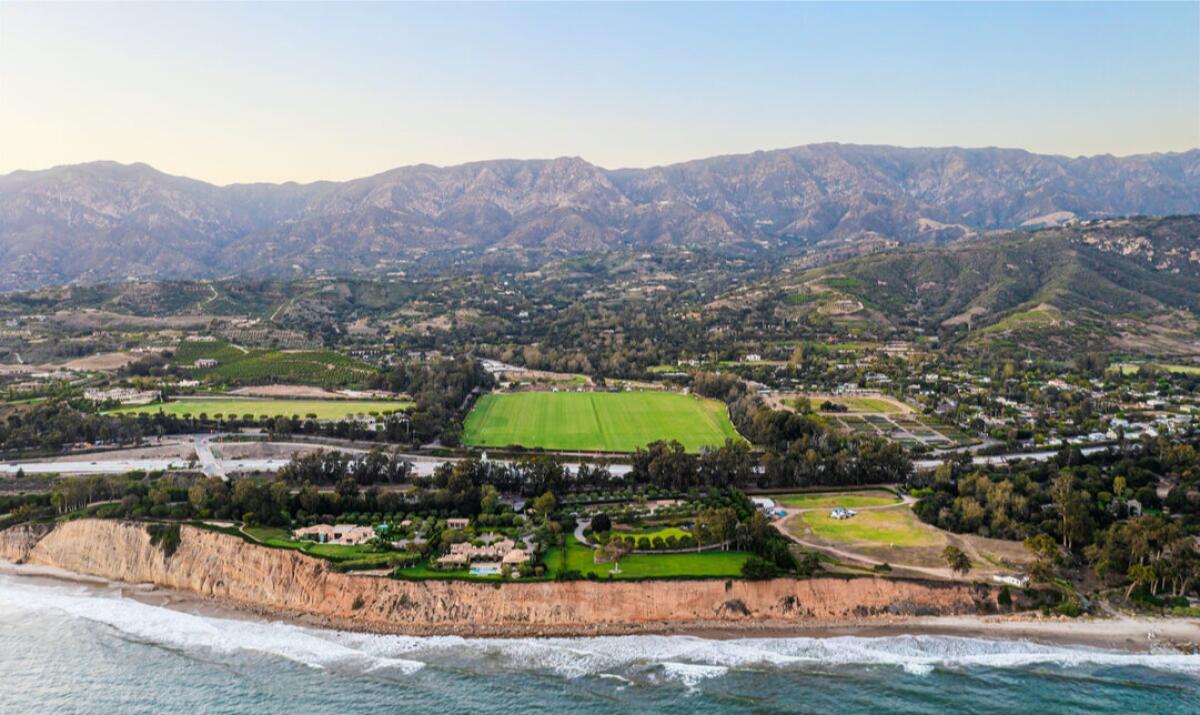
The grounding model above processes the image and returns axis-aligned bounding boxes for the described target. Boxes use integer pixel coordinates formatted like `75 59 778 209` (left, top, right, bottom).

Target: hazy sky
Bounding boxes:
1 2 1197 185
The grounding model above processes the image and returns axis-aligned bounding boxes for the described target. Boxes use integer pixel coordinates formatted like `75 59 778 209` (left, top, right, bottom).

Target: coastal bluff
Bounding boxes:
1 520 996 636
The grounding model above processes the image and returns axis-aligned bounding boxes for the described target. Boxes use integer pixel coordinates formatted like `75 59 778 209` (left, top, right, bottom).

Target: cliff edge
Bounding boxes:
1 520 997 636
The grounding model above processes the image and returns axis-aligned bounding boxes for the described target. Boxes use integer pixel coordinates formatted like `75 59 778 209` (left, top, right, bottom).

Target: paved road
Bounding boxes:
913 444 1113 470
192 437 227 480
574 518 592 546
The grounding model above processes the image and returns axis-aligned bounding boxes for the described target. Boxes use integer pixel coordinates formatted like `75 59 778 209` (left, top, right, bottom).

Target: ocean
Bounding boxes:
0 571 1197 714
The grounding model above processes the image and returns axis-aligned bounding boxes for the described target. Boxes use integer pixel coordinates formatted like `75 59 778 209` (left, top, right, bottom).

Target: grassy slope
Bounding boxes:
463 391 741 452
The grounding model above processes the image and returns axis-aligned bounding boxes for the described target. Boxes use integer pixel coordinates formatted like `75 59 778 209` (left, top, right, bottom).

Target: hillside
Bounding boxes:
778 216 1200 355
2 145 1199 290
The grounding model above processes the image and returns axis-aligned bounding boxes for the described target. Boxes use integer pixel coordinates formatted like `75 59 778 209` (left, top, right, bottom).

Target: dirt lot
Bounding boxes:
56 352 143 371
42 443 197 463
211 441 368 461
228 385 343 399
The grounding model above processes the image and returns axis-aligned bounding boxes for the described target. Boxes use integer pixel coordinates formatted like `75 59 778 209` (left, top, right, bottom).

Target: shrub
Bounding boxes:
636 537 650 550
997 586 1012 608
740 556 780 580
591 513 612 533
147 523 182 558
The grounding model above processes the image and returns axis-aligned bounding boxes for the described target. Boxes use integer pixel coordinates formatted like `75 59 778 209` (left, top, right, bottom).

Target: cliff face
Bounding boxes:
1 520 996 635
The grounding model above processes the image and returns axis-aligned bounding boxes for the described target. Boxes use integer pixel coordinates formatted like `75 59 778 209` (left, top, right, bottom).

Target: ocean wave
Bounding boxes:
0 573 423 675
2 572 1198 686
335 631 1200 681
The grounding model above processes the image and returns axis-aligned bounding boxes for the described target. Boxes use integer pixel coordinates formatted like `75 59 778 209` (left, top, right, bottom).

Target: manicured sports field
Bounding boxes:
462 391 742 452
109 398 411 420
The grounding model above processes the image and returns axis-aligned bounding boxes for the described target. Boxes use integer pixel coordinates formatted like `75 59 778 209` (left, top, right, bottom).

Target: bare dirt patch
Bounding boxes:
57 352 142 371
229 385 342 399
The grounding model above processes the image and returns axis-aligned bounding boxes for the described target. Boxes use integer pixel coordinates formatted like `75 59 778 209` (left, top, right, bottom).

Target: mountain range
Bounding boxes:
1 143 1199 290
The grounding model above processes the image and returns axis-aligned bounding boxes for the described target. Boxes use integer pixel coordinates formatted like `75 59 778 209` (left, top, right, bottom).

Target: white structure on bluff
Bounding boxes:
437 537 529 567
83 387 159 405
992 573 1030 589
293 524 376 545
193 358 219 368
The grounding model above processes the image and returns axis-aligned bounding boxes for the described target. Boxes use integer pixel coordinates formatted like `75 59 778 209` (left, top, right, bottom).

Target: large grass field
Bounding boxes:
109 397 412 420
793 508 939 548
544 535 750 578
462 391 742 452
1114 362 1200 376
776 490 900 510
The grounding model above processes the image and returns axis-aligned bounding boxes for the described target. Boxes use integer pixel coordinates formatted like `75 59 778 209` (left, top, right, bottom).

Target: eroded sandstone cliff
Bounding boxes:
1 520 997 635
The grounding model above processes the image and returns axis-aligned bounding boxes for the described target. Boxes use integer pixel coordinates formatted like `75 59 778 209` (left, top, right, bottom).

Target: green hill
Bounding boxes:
788 216 1200 355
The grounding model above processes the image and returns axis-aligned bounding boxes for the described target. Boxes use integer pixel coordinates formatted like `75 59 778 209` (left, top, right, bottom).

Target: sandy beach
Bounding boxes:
4 560 1197 653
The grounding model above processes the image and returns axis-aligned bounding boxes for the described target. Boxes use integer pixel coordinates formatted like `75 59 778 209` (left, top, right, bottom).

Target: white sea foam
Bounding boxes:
0 573 423 675
2 572 1198 687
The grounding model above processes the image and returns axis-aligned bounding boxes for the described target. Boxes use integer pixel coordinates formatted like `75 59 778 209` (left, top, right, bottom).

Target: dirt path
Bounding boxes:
773 497 964 581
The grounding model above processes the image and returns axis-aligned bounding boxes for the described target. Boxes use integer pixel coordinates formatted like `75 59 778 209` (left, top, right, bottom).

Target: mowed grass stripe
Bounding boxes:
109 398 412 420
463 391 742 452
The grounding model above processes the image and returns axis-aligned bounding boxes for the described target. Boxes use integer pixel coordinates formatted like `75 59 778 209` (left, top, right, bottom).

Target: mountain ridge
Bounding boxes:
2 143 1199 290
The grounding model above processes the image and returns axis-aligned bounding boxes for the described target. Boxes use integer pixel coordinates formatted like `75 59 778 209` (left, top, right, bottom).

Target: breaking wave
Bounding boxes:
2 571 1198 688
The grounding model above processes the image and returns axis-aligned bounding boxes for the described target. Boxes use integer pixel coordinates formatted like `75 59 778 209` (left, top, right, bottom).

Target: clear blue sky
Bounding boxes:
1 2 1196 184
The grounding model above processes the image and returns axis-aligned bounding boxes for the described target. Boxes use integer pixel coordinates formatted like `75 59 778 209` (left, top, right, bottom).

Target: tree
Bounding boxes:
480 485 500 515
532 491 556 524
741 556 780 580
942 545 971 576
590 512 612 534
1050 473 1092 550
603 537 631 572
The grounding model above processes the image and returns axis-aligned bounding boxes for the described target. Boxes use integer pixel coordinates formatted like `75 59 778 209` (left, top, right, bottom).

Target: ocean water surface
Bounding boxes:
0 571 1197 714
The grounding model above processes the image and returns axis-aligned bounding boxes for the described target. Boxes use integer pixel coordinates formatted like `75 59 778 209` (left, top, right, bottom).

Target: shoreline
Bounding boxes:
4 560 1197 653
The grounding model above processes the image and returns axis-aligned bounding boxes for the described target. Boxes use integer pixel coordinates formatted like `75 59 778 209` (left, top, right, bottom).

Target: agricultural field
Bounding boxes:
462 391 742 452
544 535 750 579
833 413 975 448
109 397 411 420
171 339 375 388
775 490 899 510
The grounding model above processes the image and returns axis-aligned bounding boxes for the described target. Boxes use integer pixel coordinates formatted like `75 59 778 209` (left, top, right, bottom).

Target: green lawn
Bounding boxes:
462 391 742 452
795 508 939 548
614 526 691 542
1114 362 1200 376
544 535 750 578
776 491 899 510
243 525 398 564
109 397 412 420
815 396 905 413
